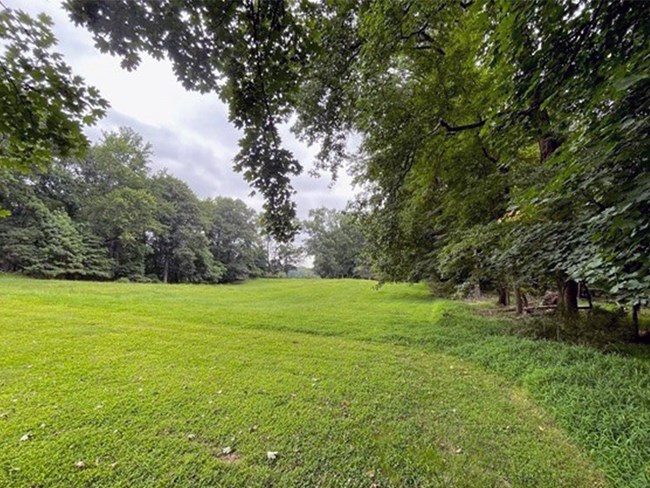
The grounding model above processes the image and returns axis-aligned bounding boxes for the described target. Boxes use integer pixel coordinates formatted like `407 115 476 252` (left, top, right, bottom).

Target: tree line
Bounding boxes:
0 121 363 282
0 127 305 283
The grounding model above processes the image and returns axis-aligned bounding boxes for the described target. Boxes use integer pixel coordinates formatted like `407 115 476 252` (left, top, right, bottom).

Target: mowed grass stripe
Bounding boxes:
0 276 646 486
1 318 600 487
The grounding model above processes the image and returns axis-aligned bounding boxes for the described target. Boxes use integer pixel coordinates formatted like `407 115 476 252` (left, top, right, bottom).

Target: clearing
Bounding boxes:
0 275 648 487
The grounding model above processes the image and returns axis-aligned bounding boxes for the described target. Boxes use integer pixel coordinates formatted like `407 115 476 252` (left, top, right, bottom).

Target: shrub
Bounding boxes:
426 276 455 298
512 307 634 347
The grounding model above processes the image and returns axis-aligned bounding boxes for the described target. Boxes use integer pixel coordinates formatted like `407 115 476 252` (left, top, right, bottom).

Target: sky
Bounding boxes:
11 0 356 220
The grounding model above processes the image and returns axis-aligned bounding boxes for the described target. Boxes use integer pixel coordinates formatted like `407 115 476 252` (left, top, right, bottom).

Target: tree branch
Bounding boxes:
439 118 485 132
481 145 497 164
437 106 535 137
412 44 446 55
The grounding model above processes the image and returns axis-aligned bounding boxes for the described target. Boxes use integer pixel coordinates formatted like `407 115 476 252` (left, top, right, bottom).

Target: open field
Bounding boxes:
0 275 648 487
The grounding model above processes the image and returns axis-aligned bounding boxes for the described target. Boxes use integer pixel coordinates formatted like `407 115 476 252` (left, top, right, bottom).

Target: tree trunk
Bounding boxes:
559 279 579 315
111 239 121 263
535 102 561 163
163 257 169 284
474 282 482 300
538 114 581 318
582 281 593 309
632 304 641 340
497 287 509 307
539 136 560 163
515 287 524 315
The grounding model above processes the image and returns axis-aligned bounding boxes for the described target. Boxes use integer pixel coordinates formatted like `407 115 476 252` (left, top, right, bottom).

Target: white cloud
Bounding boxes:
11 0 356 219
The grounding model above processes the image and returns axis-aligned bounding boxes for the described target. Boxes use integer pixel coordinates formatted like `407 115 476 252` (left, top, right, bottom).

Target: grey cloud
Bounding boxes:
92 110 254 201
182 99 241 146
90 109 353 219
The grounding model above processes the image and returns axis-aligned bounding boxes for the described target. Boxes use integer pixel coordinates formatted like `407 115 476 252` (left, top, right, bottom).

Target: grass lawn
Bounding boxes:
0 275 648 487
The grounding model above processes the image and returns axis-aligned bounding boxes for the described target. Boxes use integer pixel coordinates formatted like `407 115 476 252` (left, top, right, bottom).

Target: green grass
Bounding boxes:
0 276 648 487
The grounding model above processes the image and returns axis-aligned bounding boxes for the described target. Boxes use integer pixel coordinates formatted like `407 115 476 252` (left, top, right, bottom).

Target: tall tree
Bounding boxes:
148 172 223 283
0 168 110 279
303 207 365 279
75 128 158 279
202 197 265 283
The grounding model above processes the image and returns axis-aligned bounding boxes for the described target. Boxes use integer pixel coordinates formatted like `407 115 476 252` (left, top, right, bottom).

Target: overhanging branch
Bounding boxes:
439 117 485 132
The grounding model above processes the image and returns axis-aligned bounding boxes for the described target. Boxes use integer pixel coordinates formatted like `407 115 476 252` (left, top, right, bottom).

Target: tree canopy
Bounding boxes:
0 127 274 284
303 207 366 279
62 0 648 312
65 0 310 240
0 7 107 170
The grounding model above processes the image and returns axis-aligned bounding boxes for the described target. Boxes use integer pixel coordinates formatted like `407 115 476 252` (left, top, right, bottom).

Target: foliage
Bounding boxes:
0 8 107 170
303 207 365 279
295 0 650 318
0 127 274 284
148 173 222 283
68 129 155 279
8 0 640 325
64 0 311 240
89 186 158 279
265 236 302 277
0 169 110 279
286 266 319 279
202 196 265 283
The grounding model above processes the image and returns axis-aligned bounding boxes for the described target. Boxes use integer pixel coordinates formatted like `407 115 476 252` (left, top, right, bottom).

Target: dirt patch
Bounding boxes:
218 452 242 464
437 438 463 455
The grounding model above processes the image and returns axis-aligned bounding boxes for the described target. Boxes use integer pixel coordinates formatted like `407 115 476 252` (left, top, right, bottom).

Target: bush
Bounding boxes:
512 307 634 347
145 274 161 283
426 276 455 298
129 274 161 284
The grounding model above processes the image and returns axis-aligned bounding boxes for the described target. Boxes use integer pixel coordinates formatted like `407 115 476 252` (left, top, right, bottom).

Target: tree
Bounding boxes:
303 208 365 279
296 0 649 318
0 169 110 279
75 128 159 279
0 7 107 170
480 0 650 314
148 172 223 283
266 236 302 277
87 187 157 279
202 197 264 283
72 127 151 195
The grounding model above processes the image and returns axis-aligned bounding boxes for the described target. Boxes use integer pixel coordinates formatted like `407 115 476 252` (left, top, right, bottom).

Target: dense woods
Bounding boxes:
0 128 287 283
